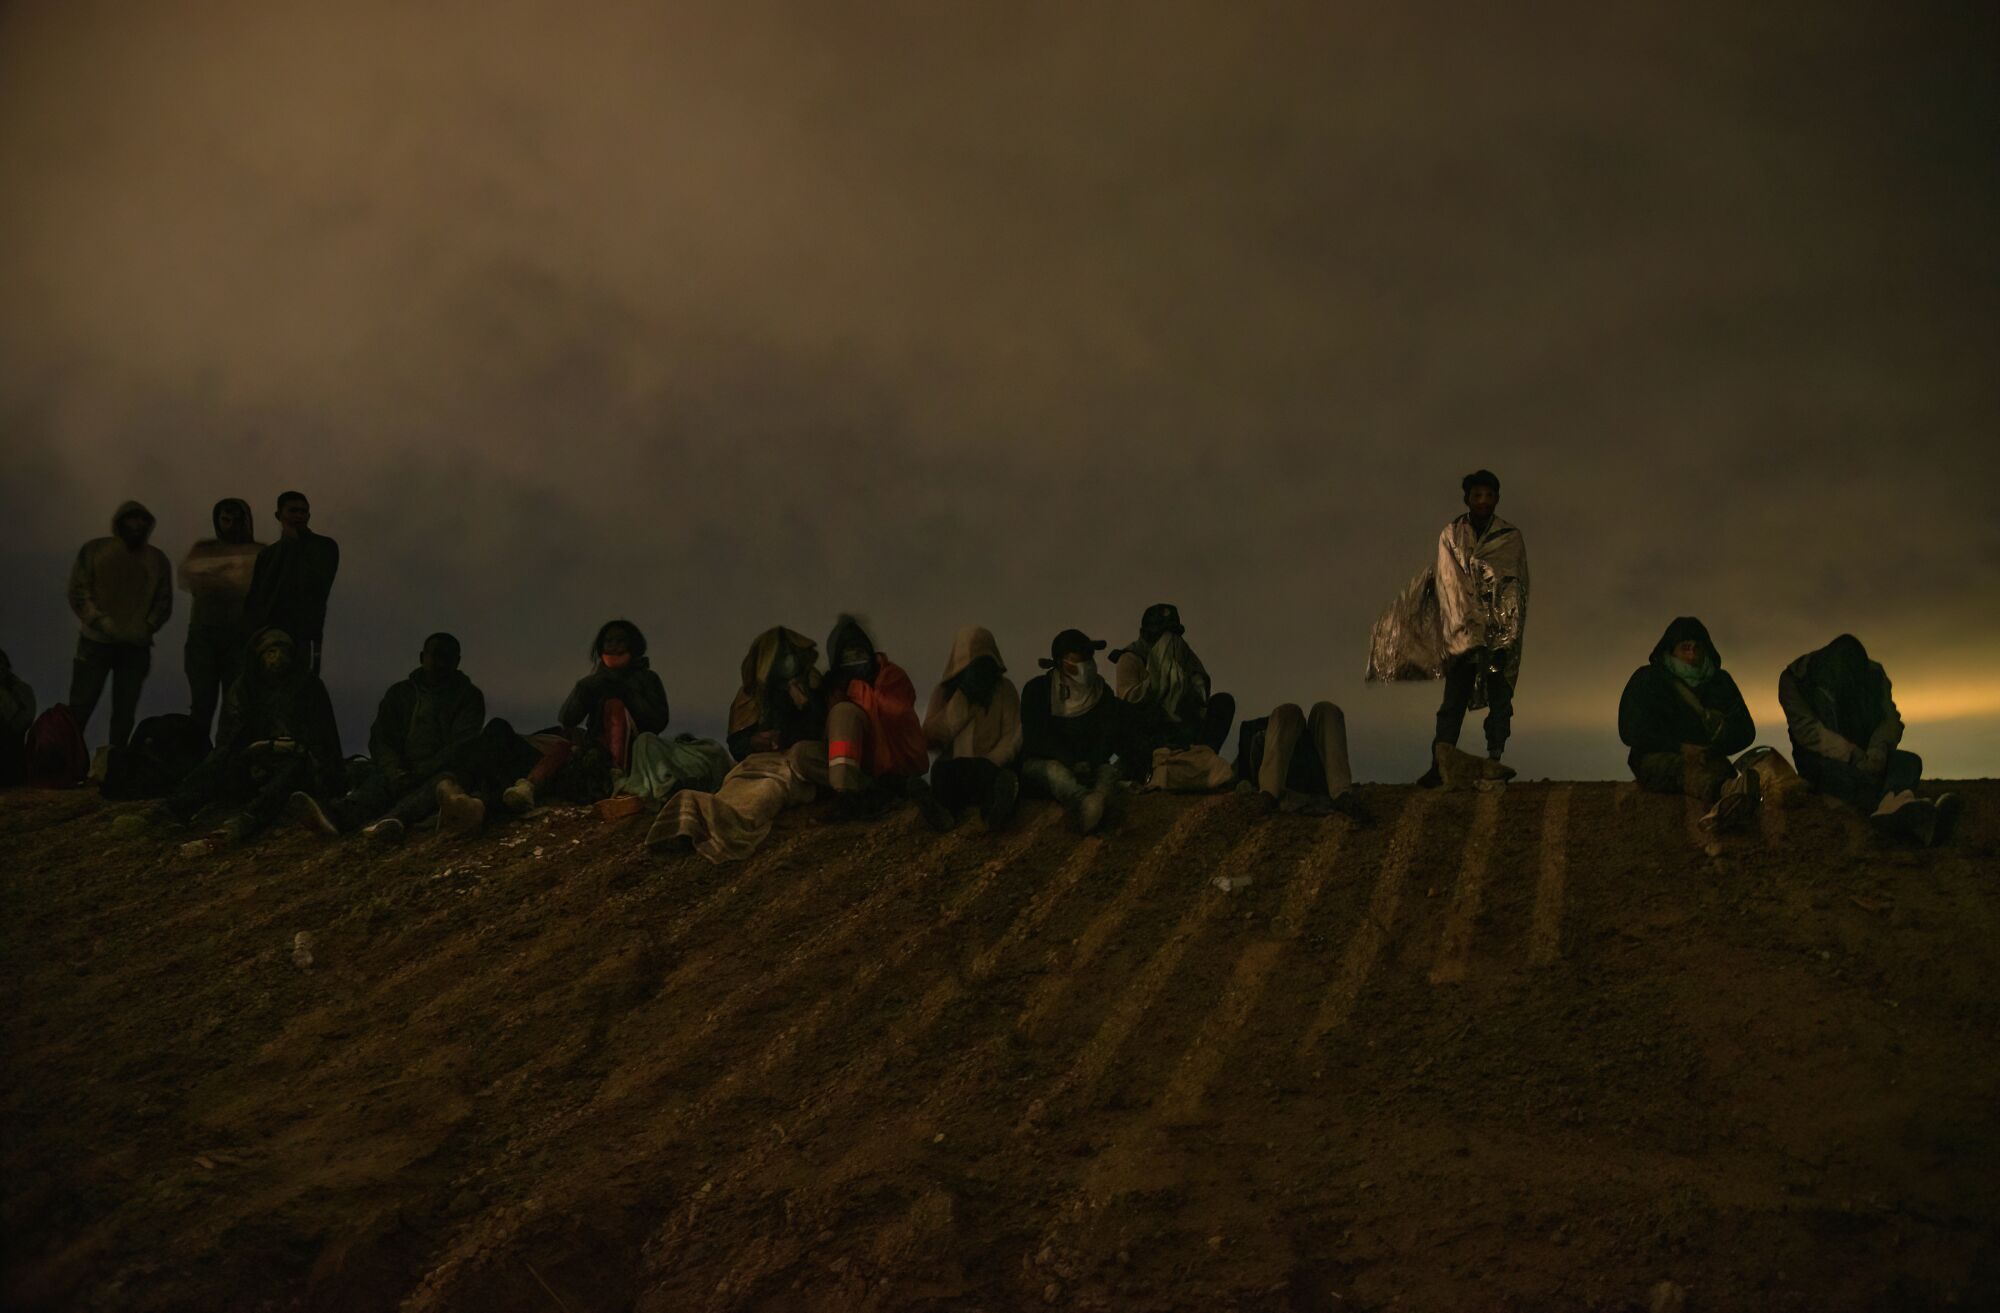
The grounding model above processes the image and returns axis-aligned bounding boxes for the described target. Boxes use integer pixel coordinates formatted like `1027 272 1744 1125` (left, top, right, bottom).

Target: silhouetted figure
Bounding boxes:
1619 617 1760 832
0 648 34 786
922 626 1022 832
160 628 342 846
1019 628 1125 834
178 497 261 738
244 490 339 675
1113 602 1236 758
1780 634 1963 845
67 500 173 749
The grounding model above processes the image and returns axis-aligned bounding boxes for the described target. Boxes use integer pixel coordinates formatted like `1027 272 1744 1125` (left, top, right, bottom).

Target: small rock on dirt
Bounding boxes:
1649 1279 1687 1313
290 932 315 970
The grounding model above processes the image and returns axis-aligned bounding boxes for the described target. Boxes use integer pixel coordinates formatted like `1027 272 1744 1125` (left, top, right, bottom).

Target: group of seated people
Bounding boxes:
113 606 1963 862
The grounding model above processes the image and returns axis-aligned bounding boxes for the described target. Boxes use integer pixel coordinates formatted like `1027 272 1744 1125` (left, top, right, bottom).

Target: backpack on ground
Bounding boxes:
101 713 212 800
25 704 90 788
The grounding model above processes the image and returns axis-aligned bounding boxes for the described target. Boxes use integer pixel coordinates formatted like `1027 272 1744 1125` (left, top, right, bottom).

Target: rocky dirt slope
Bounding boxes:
3 778 1997 1311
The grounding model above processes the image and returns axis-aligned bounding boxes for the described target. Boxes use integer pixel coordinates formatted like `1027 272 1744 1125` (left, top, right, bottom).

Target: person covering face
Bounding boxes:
1112 602 1235 754
727 627 826 759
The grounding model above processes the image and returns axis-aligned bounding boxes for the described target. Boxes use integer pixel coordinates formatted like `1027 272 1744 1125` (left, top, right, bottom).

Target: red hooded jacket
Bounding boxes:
825 654 930 778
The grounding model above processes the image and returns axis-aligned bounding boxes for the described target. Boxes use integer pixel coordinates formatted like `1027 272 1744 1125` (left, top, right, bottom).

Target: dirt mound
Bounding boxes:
4 779 1997 1312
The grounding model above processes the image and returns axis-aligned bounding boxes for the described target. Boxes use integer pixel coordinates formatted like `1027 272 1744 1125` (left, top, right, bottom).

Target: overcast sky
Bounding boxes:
3 1 1996 779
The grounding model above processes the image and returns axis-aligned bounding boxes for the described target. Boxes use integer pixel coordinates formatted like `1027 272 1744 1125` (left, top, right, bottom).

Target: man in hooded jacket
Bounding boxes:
1020 628 1126 834
67 500 174 749
1780 634 1963 845
295 632 540 842
244 491 339 675
1113 603 1236 758
922 625 1023 831
159 628 343 843
1618 617 1761 831
178 497 262 739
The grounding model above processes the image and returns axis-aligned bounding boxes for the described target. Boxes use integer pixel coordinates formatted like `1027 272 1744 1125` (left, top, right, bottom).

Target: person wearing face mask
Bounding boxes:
1112 603 1236 757
1018 628 1126 834
796 614 938 821
243 491 339 675
290 632 540 843
922 626 1023 832
66 500 175 751
1618 617 1761 832
155 628 343 847
724 627 827 760
1780 634 1963 845
178 497 262 739
504 619 672 809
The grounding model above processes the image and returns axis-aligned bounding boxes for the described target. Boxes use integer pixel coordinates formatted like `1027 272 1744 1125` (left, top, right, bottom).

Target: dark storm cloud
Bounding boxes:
3 1 1997 775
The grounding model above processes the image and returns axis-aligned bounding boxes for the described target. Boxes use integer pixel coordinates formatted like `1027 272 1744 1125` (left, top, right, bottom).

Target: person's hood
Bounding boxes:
251 628 294 658
1648 616 1720 667
739 627 818 694
826 614 877 674
942 625 1005 682
1805 633 1876 689
590 618 649 665
110 499 156 535
211 496 254 542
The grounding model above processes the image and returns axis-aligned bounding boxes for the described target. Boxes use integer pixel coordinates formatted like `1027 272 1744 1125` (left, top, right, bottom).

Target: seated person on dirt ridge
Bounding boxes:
1019 628 1126 835
1618 616 1761 833
1235 698 1372 822
510 619 671 808
1779 634 1962 846
795 615 945 825
1112 602 1235 759
646 626 829 863
921 625 1023 833
290 632 542 844
157 628 343 847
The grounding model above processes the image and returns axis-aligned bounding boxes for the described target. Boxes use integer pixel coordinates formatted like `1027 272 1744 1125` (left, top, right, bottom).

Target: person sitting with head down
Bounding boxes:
1618 616 1761 833
1019 627 1126 835
921 625 1022 832
1779 634 1962 845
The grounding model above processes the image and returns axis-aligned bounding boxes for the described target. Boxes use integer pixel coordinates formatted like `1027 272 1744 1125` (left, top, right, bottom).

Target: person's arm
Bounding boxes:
368 685 413 786
1114 651 1149 704
1777 666 1856 762
922 684 970 749
67 545 107 634
874 662 919 720
145 549 174 635
1710 673 1756 757
991 681 1023 766
558 675 594 732
1864 671 1905 763
617 670 672 733
1616 669 1652 751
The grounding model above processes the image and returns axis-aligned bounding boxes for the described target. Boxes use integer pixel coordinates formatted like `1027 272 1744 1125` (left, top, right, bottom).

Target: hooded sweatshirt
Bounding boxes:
178 498 263 631
822 616 929 778
213 629 344 789
244 519 340 643
68 501 174 646
922 626 1023 766
559 620 671 737
1778 634 1903 766
1617 617 1755 766
370 666 486 790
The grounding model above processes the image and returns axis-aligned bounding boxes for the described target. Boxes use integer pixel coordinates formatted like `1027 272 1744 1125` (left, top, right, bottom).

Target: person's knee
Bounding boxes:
1307 701 1345 732
1269 702 1304 732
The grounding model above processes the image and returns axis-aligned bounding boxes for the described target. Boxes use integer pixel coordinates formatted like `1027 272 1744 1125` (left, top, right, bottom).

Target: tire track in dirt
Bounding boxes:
1298 790 1432 1055
1428 786 1504 985
1528 784 1572 966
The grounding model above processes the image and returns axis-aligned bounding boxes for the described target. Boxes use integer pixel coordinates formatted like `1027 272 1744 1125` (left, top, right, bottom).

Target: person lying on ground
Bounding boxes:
1019 628 1126 835
922 625 1022 832
1618 616 1761 833
289 632 541 843
1235 700 1372 822
507 619 672 809
794 614 947 826
156 628 343 846
1780 634 1963 845
179 497 261 740
67 499 173 751
1112 602 1235 759
243 491 339 676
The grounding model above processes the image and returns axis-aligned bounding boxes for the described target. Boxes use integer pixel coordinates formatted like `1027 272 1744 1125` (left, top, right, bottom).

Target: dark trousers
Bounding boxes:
336 719 540 828
1435 651 1514 754
1797 747 1922 813
1200 693 1237 753
69 636 151 749
185 626 249 739
1631 749 1737 803
167 749 321 837
931 757 1002 811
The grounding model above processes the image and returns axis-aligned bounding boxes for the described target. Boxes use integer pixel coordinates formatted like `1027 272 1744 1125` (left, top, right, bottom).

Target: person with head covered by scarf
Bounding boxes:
1112 602 1236 759
502 619 672 809
67 500 174 750
922 625 1023 832
1618 617 1761 832
724 626 827 760
178 496 262 739
1780 634 1963 845
156 627 343 849
1019 628 1127 834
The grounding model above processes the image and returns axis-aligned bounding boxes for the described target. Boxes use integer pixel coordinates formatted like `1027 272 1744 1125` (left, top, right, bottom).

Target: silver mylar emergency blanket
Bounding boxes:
1366 514 1529 709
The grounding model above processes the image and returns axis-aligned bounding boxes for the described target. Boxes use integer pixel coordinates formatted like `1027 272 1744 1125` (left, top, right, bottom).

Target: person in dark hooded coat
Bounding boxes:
503 619 671 808
159 628 343 844
1779 634 1963 844
1619 618 1757 792
178 496 262 738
